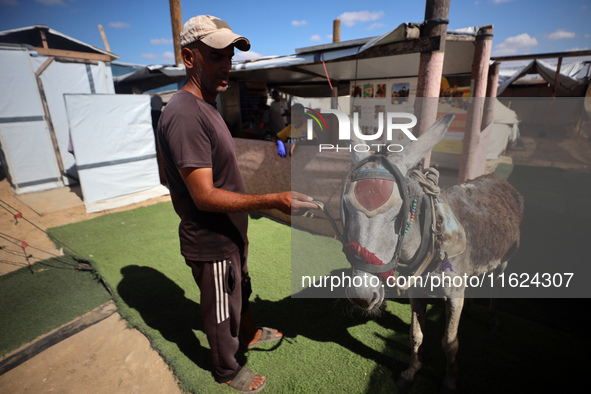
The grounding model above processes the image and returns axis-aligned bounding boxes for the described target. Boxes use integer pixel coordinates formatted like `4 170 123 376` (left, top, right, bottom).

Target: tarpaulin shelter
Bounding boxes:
497 59 591 97
493 55 591 129
225 24 519 167
113 23 477 97
228 23 476 97
0 26 168 212
112 23 519 171
114 64 185 94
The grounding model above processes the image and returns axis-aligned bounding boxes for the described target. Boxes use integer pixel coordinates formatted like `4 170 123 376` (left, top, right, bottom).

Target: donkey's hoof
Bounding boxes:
395 376 413 390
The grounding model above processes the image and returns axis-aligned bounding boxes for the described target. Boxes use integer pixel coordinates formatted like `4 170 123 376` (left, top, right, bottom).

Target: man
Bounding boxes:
273 104 317 157
157 15 316 393
269 89 289 135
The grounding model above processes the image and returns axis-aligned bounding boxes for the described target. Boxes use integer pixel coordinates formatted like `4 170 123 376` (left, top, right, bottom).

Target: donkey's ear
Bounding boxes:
389 113 455 173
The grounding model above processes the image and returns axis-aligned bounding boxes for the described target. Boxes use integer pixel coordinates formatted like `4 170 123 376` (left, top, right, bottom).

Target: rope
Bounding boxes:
394 167 443 290
0 199 92 274
321 53 334 90
303 201 343 241
410 167 440 199
0 198 88 261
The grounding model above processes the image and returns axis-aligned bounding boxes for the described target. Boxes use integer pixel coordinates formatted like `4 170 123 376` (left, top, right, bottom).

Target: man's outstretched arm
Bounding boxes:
179 167 317 215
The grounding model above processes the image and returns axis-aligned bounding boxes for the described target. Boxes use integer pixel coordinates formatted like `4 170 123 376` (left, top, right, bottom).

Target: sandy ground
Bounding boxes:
0 179 183 394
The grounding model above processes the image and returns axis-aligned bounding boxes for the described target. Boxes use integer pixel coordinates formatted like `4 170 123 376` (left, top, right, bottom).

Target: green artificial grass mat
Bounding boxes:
0 258 111 356
46 191 589 393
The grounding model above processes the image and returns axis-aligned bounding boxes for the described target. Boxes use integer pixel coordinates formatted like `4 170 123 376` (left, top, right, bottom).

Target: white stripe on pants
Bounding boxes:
213 259 229 324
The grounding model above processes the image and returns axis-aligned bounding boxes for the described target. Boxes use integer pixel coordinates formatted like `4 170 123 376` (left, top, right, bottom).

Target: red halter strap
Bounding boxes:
345 242 395 281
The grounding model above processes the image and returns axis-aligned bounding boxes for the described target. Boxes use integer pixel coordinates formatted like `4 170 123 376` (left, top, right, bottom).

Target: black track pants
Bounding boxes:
187 245 251 383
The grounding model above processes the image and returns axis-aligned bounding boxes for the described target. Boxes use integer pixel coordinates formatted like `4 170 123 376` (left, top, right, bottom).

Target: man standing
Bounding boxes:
157 15 316 393
269 89 289 135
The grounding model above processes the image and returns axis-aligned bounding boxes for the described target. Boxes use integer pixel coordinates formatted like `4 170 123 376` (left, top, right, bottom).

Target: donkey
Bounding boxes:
342 114 524 392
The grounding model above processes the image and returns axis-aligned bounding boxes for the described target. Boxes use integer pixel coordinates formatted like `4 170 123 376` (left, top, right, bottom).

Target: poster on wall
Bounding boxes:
433 75 472 154
349 75 472 155
350 77 418 144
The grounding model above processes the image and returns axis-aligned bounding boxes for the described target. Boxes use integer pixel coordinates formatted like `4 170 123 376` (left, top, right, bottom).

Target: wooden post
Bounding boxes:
414 0 450 168
331 84 338 110
39 27 49 49
169 0 183 66
35 57 66 184
333 18 341 43
478 61 500 174
331 18 340 110
97 25 111 52
458 25 493 183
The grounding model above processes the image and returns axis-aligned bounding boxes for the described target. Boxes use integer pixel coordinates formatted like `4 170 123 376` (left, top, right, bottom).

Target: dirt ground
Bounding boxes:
0 179 183 394
0 124 589 393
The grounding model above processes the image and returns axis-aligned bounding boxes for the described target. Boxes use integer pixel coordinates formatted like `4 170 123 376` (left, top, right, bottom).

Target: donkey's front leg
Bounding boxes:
441 296 464 393
397 297 428 389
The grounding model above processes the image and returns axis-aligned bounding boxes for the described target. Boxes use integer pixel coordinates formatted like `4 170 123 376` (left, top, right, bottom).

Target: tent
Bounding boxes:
498 59 591 97
486 99 520 159
0 26 168 212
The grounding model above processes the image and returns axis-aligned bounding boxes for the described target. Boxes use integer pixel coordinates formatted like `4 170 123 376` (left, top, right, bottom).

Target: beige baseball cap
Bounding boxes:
180 15 251 52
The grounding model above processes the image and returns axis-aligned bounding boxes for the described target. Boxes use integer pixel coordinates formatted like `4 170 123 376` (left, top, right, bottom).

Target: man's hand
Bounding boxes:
276 191 318 215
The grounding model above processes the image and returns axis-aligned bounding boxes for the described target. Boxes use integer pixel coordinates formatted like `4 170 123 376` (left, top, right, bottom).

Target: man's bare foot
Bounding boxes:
226 374 265 392
225 367 266 393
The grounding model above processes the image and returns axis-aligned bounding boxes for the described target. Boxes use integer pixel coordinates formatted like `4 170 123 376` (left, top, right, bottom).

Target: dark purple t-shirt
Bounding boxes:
157 90 248 261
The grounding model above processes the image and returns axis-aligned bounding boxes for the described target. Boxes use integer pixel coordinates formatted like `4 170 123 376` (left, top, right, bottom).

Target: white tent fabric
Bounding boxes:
497 59 589 96
0 43 116 192
30 56 115 183
0 45 63 194
64 94 168 213
486 99 520 160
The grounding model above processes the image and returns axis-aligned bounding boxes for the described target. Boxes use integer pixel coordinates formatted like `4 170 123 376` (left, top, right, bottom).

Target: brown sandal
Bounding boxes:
247 327 282 349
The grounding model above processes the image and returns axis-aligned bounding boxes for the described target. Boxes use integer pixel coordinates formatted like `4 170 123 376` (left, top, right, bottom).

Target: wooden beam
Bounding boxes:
169 0 183 66
39 28 49 49
491 49 591 62
53 57 99 66
317 36 440 66
358 36 441 59
35 56 54 77
33 47 115 62
35 62 66 180
0 302 117 375
98 24 111 52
